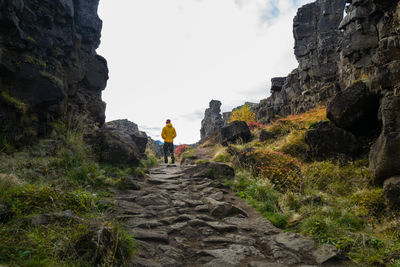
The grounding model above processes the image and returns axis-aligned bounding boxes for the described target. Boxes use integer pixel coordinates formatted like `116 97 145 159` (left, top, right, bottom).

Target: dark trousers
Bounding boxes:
163 142 175 163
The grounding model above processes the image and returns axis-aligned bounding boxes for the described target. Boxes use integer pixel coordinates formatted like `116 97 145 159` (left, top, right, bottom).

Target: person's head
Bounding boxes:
166 119 171 124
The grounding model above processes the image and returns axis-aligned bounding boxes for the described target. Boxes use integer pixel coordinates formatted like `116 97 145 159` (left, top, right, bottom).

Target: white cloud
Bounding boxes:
97 0 313 144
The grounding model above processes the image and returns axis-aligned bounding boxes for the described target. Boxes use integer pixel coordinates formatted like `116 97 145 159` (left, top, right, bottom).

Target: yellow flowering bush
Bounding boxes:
229 104 256 124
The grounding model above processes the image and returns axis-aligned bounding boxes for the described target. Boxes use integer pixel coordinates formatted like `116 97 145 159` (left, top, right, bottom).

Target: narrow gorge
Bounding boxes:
0 0 400 266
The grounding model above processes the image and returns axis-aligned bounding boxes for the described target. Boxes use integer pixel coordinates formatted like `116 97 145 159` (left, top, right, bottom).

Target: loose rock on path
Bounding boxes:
111 164 347 267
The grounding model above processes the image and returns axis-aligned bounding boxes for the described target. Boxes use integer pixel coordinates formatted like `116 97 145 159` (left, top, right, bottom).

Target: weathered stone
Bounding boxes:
312 244 339 264
0 0 108 145
327 82 379 134
383 176 400 208
200 100 225 141
203 197 248 218
209 191 224 201
305 121 360 160
195 205 210 212
199 244 263 266
220 121 251 146
136 194 169 207
370 96 400 185
274 232 315 253
184 162 234 179
128 219 163 229
95 127 144 165
271 77 286 93
206 221 237 232
131 230 169 243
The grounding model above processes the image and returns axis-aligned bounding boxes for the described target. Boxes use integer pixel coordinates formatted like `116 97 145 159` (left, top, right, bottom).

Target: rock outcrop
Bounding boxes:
255 0 346 122
305 121 360 160
220 121 251 146
200 100 225 142
96 126 146 165
336 0 400 188
0 0 108 144
253 0 400 205
107 119 164 158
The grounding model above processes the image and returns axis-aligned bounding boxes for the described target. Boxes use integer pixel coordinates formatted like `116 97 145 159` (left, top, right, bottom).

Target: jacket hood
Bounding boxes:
166 123 173 128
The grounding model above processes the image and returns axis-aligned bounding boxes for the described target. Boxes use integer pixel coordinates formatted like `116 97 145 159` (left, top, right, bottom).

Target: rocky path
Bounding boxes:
112 164 345 267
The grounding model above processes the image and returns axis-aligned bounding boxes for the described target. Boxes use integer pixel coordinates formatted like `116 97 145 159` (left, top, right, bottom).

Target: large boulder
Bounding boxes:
183 162 234 180
305 121 360 160
327 82 379 135
220 121 251 146
105 119 154 156
383 176 400 209
96 127 146 165
370 96 400 185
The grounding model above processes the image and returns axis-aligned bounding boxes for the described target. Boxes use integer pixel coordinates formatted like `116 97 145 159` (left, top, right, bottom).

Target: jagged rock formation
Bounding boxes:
220 121 251 146
0 0 108 144
95 121 147 165
336 0 400 187
200 100 224 141
255 0 346 122
305 121 360 160
255 0 400 203
104 119 163 159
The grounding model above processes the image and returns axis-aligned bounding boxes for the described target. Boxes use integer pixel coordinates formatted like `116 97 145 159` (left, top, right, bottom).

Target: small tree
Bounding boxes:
229 104 256 124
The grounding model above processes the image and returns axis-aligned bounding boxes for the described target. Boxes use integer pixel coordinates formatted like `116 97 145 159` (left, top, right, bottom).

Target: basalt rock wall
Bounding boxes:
0 0 108 144
255 0 346 122
255 0 400 199
336 0 400 185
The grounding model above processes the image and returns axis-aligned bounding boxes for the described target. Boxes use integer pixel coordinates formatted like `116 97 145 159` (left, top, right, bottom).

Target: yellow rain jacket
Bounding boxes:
161 123 177 143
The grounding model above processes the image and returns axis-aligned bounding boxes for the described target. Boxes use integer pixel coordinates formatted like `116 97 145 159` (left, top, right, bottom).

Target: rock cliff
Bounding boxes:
200 100 225 141
0 0 108 144
255 0 400 202
255 0 346 122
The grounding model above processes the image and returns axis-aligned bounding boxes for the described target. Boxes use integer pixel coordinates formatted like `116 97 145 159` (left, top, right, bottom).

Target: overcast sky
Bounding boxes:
97 0 313 144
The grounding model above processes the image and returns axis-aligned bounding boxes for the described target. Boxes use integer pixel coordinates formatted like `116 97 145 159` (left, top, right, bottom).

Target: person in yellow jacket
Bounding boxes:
161 119 177 164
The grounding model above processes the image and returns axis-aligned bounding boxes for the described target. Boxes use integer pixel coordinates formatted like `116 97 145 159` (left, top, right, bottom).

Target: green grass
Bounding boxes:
0 121 146 266
216 107 400 266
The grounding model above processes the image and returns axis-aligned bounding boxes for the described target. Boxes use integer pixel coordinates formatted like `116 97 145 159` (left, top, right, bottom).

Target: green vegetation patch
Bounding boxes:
0 120 148 266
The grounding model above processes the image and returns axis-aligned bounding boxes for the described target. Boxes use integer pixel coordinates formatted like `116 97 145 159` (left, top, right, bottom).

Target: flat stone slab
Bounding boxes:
131 230 169 243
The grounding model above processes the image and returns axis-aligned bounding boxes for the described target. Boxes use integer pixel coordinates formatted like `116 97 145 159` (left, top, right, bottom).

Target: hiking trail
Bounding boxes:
111 163 347 267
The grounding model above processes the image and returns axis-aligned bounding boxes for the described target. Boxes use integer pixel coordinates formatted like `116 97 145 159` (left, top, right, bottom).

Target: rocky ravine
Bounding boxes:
111 163 348 266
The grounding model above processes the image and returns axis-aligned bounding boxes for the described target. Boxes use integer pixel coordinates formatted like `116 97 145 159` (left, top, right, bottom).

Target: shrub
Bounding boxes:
278 130 308 159
214 152 231 163
301 161 371 196
236 148 302 192
267 106 327 136
229 104 256 124
247 121 264 131
174 144 188 157
351 189 386 218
